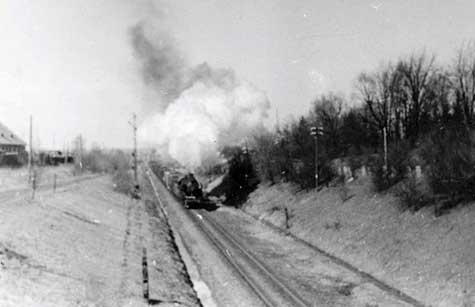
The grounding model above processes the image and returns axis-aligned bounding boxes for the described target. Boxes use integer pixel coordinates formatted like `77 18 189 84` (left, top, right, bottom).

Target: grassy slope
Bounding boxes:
243 177 475 307
0 172 201 307
0 165 75 192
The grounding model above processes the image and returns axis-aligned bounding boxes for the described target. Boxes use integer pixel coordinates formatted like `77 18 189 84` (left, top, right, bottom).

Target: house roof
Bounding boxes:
0 122 26 146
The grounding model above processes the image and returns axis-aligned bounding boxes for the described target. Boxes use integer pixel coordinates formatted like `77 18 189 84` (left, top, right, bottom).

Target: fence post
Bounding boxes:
142 247 149 301
284 207 289 229
31 170 37 200
53 174 57 193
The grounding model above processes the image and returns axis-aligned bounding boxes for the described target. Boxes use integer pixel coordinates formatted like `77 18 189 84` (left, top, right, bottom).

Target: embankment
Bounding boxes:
243 178 475 307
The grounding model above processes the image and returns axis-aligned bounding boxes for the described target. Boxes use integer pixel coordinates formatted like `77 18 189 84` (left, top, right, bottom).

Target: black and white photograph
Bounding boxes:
1 1 475 306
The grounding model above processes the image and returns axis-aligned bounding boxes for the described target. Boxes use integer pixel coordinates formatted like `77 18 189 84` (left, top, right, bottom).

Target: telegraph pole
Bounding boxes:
64 142 67 164
310 126 323 189
314 132 318 189
315 134 318 188
79 134 83 171
383 127 388 173
28 115 33 183
128 113 138 183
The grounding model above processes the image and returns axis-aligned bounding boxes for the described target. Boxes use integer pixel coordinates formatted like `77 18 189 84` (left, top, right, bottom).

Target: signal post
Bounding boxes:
310 126 323 189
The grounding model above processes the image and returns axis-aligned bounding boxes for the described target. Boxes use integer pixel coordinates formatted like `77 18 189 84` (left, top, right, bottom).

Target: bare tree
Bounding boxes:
311 93 344 158
425 68 452 124
396 51 436 139
356 71 383 129
356 63 402 141
251 131 277 183
452 42 475 126
311 93 344 131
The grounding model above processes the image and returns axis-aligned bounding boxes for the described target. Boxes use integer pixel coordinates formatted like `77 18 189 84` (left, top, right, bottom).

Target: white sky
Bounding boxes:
0 0 147 149
1 0 475 148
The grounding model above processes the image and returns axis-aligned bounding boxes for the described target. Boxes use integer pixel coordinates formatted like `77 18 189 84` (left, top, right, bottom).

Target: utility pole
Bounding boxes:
314 132 318 189
28 115 33 183
383 127 388 173
79 134 83 171
310 126 323 189
128 113 138 183
64 142 67 164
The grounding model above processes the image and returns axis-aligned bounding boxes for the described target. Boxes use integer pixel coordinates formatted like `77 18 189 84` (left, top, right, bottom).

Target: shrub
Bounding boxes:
221 146 259 207
421 122 475 211
371 141 410 192
317 159 337 188
78 148 135 196
0 154 23 168
83 149 110 173
251 131 277 184
335 174 353 202
112 168 134 195
347 154 362 174
396 177 432 211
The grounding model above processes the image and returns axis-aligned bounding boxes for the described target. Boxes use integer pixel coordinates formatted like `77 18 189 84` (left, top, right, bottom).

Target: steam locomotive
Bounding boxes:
150 161 210 209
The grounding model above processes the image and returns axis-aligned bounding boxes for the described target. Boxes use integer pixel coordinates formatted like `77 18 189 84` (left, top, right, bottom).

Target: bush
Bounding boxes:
80 148 132 174
371 141 410 191
251 131 278 184
347 154 362 174
396 177 432 211
318 160 337 187
82 149 110 173
346 147 374 176
78 148 135 196
0 154 23 168
112 168 134 195
221 146 259 207
336 176 351 202
421 122 475 210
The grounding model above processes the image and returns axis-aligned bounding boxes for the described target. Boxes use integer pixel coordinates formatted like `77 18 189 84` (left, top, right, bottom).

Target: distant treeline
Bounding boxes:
249 44 475 212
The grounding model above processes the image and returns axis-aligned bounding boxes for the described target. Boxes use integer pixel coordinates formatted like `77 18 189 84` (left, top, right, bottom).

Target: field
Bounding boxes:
0 167 200 307
0 165 75 192
243 177 475 307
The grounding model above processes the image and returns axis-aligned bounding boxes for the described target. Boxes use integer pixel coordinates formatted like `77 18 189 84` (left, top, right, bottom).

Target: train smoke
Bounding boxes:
130 24 186 104
132 24 270 170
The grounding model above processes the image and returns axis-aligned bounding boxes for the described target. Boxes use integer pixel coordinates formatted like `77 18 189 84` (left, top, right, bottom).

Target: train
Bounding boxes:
149 161 213 209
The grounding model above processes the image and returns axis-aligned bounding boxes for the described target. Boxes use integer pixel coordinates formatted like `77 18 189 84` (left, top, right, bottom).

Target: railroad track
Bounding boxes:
145 165 425 307
144 165 309 307
191 209 310 307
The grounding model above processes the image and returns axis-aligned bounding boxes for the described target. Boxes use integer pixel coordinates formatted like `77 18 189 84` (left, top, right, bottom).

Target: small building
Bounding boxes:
38 150 74 166
0 121 26 166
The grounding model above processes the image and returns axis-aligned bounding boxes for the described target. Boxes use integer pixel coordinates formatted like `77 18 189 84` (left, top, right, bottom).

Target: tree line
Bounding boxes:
248 43 475 212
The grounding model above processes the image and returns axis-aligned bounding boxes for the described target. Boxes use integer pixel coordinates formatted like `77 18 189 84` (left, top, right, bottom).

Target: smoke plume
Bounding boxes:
130 23 186 103
132 23 270 170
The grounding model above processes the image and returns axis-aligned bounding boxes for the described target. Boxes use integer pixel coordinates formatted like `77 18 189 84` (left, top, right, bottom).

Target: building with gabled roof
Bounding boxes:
0 121 26 155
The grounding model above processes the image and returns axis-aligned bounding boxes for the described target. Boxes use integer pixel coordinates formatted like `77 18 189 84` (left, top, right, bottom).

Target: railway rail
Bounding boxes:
191 209 310 307
144 165 310 307
144 164 426 307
